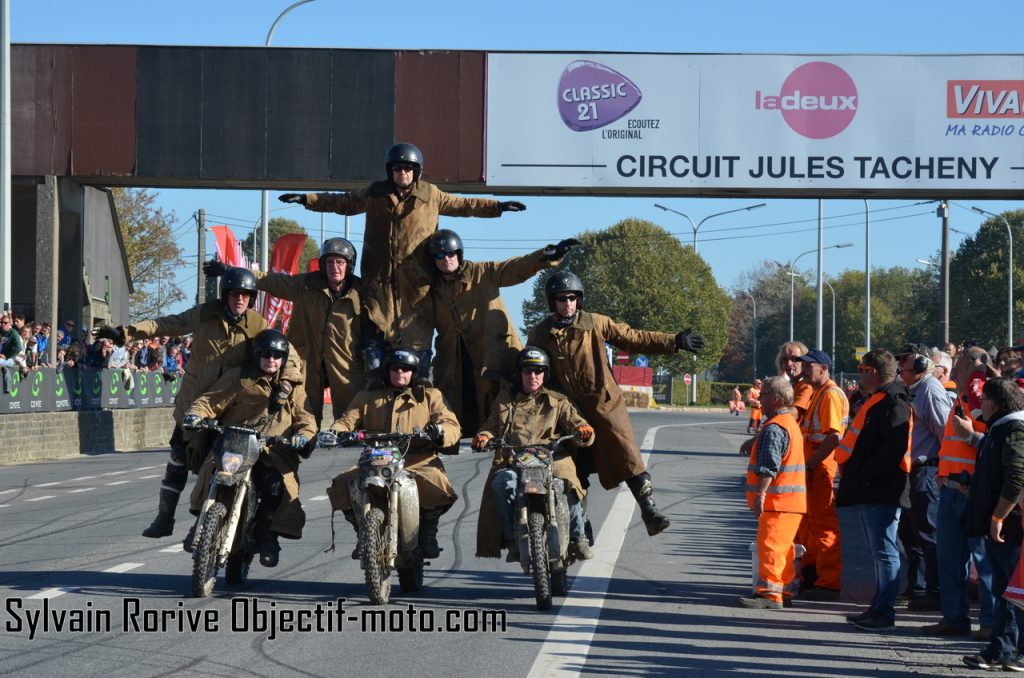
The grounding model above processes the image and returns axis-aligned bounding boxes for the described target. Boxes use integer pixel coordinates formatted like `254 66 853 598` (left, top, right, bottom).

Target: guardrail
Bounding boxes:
0 368 179 414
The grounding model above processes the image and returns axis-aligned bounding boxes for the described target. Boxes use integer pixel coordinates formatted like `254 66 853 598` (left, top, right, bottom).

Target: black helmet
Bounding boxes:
252 329 289 367
319 237 357 274
545 271 584 311
220 267 258 308
428 229 464 266
385 143 423 181
383 346 419 376
517 346 550 372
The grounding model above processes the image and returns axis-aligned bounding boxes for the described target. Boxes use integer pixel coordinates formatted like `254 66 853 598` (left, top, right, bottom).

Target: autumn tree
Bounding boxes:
522 219 731 374
111 187 186 321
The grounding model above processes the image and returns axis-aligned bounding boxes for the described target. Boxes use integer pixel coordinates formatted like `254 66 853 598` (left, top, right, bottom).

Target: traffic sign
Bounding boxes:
635 355 649 367
615 351 629 364
683 373 693 385
854 346 867 361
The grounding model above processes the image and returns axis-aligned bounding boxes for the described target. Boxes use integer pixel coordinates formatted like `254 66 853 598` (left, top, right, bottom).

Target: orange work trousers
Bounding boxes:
756 511 804 603
796 462 842 590
749 408 763 429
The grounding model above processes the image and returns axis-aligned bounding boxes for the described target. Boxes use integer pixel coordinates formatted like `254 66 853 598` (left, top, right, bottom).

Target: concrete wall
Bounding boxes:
0 407 173 464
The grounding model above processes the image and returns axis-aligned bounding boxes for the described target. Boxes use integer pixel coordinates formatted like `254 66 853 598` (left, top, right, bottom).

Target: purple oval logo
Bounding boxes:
557 60 642 132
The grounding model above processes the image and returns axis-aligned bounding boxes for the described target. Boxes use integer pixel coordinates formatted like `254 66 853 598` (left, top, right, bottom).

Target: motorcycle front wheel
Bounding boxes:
192 502 227 598
528 510 552 611
363 507 391 605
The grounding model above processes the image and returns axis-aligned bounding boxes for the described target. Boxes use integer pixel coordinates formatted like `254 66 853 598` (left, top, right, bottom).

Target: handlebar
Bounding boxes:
184 419 292 447
480 433 576 453
316 428 428 449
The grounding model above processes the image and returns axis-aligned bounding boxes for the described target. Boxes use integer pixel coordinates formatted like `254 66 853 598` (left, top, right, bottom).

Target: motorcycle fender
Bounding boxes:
395 473 420 560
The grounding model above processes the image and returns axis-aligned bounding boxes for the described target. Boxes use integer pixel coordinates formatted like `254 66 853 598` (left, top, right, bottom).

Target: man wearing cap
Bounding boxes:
796 349 850 602
896 343 952 612
746 379 764 434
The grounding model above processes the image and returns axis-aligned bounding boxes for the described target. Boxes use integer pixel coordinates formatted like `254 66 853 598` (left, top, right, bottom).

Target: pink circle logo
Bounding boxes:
757 62 858 139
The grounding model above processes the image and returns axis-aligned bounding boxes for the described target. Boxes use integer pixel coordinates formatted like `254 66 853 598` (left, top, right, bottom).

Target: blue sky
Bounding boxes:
12 1 1024 333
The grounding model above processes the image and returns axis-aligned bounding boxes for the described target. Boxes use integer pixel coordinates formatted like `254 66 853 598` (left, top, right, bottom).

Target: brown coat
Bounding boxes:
527 310 676 490
327 383 462 511
254 270 365 422
431 248 557 435
185 364 317 515
475 385 592 558
305 181 502 349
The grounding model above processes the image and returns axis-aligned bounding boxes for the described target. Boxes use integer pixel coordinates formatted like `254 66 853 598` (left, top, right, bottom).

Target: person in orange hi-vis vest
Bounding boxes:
922 346 996 638
746 379 763 434
836 349 913 631
795 349 849 602
738 376 807 610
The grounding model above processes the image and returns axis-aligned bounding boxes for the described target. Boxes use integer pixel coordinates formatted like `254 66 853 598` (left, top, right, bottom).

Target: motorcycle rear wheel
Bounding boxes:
363 507 391 605
192 502 227 598
528 510 552 611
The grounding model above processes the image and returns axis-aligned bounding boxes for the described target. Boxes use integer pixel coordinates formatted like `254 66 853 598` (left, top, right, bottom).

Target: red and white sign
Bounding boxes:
683 374 693 386
615 351 629 364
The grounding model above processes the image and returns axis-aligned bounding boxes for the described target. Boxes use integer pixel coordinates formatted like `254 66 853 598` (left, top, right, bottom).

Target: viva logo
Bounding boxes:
557 60 642 132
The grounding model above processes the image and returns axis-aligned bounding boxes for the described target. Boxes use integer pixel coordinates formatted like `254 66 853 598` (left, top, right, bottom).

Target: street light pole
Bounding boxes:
790 242 853 342
654 202 766 253
864 199 871 351
972 206 1014 346
261 0 320 272
823 279 836 360
741 290 757 379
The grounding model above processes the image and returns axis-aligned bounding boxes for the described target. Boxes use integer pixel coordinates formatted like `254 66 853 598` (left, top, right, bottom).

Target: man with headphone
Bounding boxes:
896 342 953 611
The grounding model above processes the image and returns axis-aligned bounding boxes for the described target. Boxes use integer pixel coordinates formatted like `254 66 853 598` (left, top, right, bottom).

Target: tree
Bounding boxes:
241 218 319 273
719 262 793 382
949 209 1024 347
522 219 731 374
111 187 186 321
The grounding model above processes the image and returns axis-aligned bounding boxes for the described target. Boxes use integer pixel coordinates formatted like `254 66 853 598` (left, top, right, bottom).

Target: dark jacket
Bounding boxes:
836 379 912 508
966 411 1024 541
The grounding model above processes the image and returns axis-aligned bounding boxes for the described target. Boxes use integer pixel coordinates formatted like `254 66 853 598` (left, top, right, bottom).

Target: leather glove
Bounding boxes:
183 414 202 430
278 193 307 205
574 425 595 443
202 259 229 278
471 433 491 451
298 437 317 459
291 434 310 450
268 380 293 413
95 324 126 347
543 238 581 261
675 329 705 353
498 200 526 213
424 422 445 444
316 431 339 448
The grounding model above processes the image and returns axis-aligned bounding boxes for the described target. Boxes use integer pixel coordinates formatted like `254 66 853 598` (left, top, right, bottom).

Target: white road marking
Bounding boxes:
101 470 128 476
68 488 95 494
0 489 17 495
138 474 161 480
34 481 62 488
131 465 161 472
105 480 131 486
28 588 71 600
528 424 680 678
70 475 95 481
0 504 9 508
160 544 184 553
25 495 55 502
310 495 329 501
103 563 144 574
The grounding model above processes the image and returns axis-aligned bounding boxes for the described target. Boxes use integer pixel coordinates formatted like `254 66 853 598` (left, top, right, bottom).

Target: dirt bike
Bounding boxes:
186 420 290 598
482 435 576 611
318 429 428 605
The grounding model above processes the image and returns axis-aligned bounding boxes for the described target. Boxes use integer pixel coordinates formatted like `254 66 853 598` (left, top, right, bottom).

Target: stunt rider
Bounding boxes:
325 347 461 559
527 271 704 537
183 329 316 568
472 346 596 561
96 268 302 540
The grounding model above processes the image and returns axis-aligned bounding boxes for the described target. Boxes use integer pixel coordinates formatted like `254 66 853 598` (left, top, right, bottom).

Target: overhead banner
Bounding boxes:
486 53 1024 193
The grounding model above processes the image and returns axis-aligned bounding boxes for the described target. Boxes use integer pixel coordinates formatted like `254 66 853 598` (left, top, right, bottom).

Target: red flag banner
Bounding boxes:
307 257 320 272
210 225 242 267
263 234 307 329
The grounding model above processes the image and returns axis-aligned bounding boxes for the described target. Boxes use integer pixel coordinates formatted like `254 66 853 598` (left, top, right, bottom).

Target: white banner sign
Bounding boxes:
485 53 1024 193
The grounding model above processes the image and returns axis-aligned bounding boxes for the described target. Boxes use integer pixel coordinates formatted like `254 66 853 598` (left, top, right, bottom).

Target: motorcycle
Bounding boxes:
318 429 427 605
186 420 290 598
482 435 576 611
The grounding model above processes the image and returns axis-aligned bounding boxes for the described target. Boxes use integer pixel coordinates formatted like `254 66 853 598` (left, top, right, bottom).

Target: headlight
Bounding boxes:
221 453 244 474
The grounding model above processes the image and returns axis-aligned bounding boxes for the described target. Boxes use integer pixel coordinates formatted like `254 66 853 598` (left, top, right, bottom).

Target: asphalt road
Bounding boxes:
0 410 994 677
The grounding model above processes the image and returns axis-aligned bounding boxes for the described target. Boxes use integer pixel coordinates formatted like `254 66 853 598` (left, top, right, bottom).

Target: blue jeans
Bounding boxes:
982 537 1024 662
858 504 902 620
898 464 939 595
491 468 585 542
936 484 995 628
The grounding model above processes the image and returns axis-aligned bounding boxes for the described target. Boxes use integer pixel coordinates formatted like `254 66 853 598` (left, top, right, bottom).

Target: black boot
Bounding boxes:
419 508 445 559
259 535 281 568
627 475 670 536
142 487 181 538
343 510 361 560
